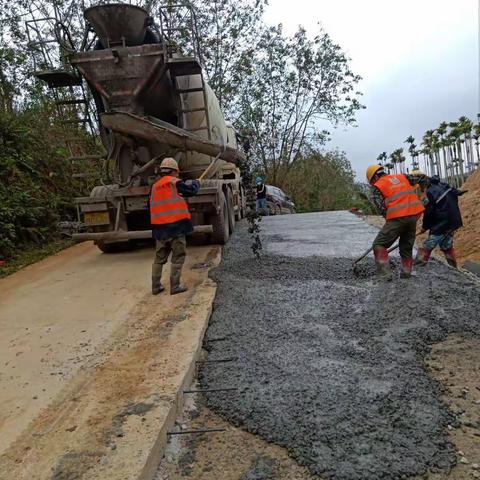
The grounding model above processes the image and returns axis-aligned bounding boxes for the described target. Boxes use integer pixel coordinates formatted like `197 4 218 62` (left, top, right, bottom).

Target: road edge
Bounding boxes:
138 263 220 480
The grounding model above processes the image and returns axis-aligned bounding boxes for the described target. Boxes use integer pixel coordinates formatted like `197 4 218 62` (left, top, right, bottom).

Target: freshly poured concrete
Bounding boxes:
202 212 480 480
263 211 382 258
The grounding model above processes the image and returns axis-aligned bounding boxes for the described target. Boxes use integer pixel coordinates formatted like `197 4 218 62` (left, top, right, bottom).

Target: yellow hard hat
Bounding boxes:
411 169 424 176
366 164 384 183
159 157 179 171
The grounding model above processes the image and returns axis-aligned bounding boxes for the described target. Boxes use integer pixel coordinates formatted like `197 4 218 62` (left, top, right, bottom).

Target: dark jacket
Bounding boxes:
151 179 200 241
256 183 267 199
422 178 463 234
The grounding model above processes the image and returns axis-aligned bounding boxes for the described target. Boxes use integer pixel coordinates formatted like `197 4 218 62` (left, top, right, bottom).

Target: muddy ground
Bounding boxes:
198 219 480 480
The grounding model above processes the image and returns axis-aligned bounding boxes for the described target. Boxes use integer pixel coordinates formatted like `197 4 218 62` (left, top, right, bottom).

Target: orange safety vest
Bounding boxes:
150 176 191 225
374 174 425 220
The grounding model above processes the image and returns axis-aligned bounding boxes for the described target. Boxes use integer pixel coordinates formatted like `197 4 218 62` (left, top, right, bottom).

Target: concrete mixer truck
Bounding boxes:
29 3 246 251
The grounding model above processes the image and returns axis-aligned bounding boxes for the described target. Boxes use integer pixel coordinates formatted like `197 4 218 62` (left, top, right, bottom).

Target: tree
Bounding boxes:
282 148 359 212
473 123 480 167
234 25 363 186
458 115 474 173
404 135 418 171
160 0 267 112
188 0 267 111
436 121 450 182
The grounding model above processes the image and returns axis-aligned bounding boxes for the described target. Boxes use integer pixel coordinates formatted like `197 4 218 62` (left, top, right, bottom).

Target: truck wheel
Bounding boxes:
96 241 131 253
275 204 282 215
226 188 236 234
211 190 230 244
236 186 246 220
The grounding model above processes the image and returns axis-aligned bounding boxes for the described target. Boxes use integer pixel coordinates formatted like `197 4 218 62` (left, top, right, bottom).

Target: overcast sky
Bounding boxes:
264 0 479 179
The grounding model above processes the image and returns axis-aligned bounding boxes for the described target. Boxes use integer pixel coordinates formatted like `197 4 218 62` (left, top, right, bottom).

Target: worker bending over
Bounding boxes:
366 165 427 278
415 176 464 268
150 157 199 295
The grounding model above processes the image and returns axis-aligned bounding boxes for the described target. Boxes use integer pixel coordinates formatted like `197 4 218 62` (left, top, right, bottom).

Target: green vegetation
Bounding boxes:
275 149 370 213
0 0 365 268
0 101 96 263
0 239 73 278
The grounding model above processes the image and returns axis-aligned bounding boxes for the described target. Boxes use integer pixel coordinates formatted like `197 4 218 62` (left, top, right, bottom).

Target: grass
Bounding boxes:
0 239 74 279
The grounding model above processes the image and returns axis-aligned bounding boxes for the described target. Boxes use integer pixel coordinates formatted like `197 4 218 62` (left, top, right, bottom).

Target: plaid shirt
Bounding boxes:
371 174 427 218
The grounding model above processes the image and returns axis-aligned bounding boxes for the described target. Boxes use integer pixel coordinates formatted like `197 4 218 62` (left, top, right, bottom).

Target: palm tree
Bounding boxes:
448 121 465 186
436 122 449 182
388 151 397 173
458 116 474 174
404 135 415 170
422 130 436 176
388 148 405 174
473 123 480 167
376 151 387 166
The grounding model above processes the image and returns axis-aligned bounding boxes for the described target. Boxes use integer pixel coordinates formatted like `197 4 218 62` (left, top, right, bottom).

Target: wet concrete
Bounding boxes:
262 211 385 258
201 212 480 480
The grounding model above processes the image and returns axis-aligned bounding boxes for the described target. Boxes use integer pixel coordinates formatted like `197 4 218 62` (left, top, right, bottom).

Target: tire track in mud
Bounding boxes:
200 224 480 480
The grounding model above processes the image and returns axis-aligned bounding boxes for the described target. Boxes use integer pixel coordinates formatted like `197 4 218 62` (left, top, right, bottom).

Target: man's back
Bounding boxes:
423 179 463 234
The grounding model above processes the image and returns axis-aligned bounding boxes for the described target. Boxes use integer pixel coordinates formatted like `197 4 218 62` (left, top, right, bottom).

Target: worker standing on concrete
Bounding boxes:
367 165 427 278
150 157 200 295
256 176 269 215
415 176 464 268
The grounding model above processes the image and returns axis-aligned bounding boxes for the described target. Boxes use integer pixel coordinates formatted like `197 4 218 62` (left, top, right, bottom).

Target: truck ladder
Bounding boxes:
167 58 212 141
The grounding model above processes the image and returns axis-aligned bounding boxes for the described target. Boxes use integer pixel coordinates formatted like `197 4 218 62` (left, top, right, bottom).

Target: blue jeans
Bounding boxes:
256 198 269 215
423 233 454 251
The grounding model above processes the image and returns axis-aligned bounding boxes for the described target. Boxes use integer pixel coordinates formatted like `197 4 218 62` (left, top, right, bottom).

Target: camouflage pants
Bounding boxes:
372 215 419 259
153 235 187 266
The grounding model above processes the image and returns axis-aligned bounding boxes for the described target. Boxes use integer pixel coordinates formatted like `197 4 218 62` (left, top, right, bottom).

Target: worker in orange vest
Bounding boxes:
150 157 200 295
366 165 427 279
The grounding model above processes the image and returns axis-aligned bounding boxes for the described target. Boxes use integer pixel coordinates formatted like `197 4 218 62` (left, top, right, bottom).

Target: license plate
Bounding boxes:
84 211 110 226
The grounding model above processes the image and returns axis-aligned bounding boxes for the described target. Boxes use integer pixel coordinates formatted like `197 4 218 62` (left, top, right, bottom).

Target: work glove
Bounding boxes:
184 179 201 190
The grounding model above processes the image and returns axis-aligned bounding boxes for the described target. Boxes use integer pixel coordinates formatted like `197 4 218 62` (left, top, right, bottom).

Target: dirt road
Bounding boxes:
0 240 219 479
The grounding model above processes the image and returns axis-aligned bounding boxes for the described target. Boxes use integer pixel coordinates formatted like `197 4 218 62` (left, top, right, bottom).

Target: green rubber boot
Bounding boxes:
152 263 165 295
170 263 188 295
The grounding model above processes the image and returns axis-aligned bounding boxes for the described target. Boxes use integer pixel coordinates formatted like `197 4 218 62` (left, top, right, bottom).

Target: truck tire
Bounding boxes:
211 190 230 244
96 241 131 253
226 188 236 234
275 203 281 215
236 186 246 220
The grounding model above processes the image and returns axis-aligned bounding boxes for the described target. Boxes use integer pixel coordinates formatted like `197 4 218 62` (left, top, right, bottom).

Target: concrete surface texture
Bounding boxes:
0 241 219 480
202 211 480 480
263 211 384 258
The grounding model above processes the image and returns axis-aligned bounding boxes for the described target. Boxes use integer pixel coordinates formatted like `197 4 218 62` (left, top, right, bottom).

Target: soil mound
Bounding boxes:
455 169 480 265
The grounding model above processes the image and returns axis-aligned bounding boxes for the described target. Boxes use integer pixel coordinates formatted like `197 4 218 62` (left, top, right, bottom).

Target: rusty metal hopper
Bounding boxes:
70 44 173 114
84 4 149 47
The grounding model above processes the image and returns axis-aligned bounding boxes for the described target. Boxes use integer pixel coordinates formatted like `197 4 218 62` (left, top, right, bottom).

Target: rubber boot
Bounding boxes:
170 263 188 295
373 247 392 280
443 248 458 268
414 247 432 267
151 264 165 295
400 257 413 279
